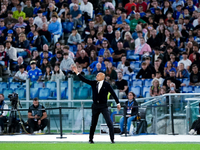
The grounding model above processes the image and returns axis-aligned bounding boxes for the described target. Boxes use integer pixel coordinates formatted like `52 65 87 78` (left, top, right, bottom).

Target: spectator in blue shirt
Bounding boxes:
27 60 42 82
40 44 53 59
95 32 107 50
176 63 190 78
33 1 41 17
91 62 105 75
48 14 62 44
98 40 114 56
70 4 82 29
87 55 106 74
27 24 36 41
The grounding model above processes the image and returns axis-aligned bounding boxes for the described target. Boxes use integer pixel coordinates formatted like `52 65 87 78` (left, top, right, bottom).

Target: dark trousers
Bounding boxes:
28 118 48 133
0 116 7 131
90 103 114 141
191 118 200 134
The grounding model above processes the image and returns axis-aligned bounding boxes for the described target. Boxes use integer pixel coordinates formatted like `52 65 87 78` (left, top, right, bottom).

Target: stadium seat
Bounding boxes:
123 74 130 81
77 87 89 99
61 81 68 88
66 87 77 99
15 88 26 99
194 86 200 93
38 88 51 99
3 88 14 100
30 88 39 99
9 82 20 90
45 81 56 97
130 86 141 98
182 78 190 86
73 81 81 88
33 82 44 88
128 55 140 61
144 91 150 98
142 86 150 97
182 86 193 93
132 79 143 86
131 74 136 80
143 79 153 87
130 61 141 68
0 82 7 93
61 87 67 99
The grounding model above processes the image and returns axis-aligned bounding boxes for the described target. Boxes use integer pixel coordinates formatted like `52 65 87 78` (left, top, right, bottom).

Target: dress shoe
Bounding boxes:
111 140 115 144
89 140 94 144
119 131 125 135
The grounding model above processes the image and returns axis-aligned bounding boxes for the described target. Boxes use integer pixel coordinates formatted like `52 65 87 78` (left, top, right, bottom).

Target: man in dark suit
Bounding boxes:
71 65 121 144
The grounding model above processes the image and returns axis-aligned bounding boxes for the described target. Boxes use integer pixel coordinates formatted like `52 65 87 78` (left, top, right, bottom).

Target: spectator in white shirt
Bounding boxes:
80 0 93 24
33 10 43 29
13 65 28 82
178 52 192 71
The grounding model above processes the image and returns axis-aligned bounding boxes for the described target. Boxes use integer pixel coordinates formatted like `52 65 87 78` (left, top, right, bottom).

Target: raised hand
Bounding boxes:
71 64 78 74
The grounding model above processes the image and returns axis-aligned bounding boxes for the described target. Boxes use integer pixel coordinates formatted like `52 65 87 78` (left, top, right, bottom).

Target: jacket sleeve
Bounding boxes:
77 33 81 43
131 100 138 116
107 83 119 104
67 35 74 44
53 22 62 35
78 74 93 85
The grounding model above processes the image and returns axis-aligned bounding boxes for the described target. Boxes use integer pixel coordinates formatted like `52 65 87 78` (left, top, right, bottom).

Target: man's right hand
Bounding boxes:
71 64 78 74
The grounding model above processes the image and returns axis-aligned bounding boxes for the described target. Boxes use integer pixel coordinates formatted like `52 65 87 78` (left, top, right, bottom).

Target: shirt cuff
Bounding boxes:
117 103 120 106
77 73 80 75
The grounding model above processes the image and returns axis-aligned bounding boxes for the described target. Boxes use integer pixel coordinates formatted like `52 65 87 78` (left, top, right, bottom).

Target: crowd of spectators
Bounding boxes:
0 0 200 98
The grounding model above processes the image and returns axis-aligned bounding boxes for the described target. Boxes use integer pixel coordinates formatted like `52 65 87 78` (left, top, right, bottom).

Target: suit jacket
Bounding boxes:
78 74 119 105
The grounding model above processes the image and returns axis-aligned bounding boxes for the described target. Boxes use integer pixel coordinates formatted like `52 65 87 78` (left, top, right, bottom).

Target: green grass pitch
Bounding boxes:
1 143 200 150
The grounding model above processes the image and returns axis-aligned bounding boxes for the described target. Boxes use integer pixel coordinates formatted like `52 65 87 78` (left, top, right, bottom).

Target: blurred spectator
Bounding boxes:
95 32 107 50
130 13 145 32
82 20 96 40
33 0 41 17
123 31 135 50
43 65 52 81
75 50 90 68
98 40 114 56
178 52 192 71
172 0 184 10
40 44 53 59
147 29 161 48
0 4 8 18
68 29 81 52
135 37 151 55
70 4 82 29
164 61 177 78
40 58 50 75
89 50 97 64
27 60 42 82
176 63 190 78
155 71 164 85
46 3 59 21
29 31 42 51
16 33 30 49
103 49 113 63
94 14 107 31
189 64 200 86
13 4 26 20
106 62 117 80
189 43 199 62
13 16 27 30
80 0 93 24
165 52 178 69
48 14 62 44
104 25 115 44
4 11 18 25
117 55 127 72
27 24 36 41
63 45 75 59
88 55 106 74
150 78 161 97
135 30 143 48
91 62 104 75
5 41 17 67
111 30 123 51
123 61 134 76
167 82 180 93
151 47 164 65
23 0 33 18
136 62 153 79
116 71 128 99
13 65 27 82
33 10 43 29
51 64 65 81
50 51 63 68
0 44 9 68
136 0 147 12
38 24 52 44
84 37 97 56
60 52 74 74
190 52 200 72
163 70 186 89
103 9 113 26
112 41 126 62
154 59 164 77
15 56 28 72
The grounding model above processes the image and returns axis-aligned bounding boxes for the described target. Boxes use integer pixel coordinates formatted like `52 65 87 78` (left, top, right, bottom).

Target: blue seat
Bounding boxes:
15 88 26 99
0 82 7 93
144 91 150 98
132 79 143 86
128 55 140 61
73 81 81 88
182 78 190 86
61 87 67 99
142 86 150 97
182 86 193 93
33 82 44 88
66 87 77 99
123 74 130 81
38 88 51 99
30 88 39 99
9 82 20 90
45 81 56 96
194 86 200 93
61 81 68 88
2 88 14 100
77 87 89 99
130 86 141 98
143 79 153 87
131 74 136 80
130 61 141 68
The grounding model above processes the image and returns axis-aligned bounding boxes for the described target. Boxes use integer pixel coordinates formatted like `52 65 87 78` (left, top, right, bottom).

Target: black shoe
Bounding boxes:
111 140 115 144
119 131 125 135
89 140 94 144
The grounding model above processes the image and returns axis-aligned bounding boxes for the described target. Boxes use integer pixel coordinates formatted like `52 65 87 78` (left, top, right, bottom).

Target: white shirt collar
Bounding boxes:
97 80 104 93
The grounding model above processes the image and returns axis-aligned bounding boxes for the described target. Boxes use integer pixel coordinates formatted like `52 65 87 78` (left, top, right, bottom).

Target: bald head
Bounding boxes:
96 72 105 81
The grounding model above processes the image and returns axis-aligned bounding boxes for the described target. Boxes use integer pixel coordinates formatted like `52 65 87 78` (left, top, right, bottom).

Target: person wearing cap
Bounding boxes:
60 52 74 74
27 60 42 82
172 0 184 10
13 4 26 20
13 65 28 82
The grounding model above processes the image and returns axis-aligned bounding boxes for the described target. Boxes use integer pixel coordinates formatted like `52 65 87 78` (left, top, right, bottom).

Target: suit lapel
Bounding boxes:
98 81 105 94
